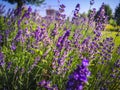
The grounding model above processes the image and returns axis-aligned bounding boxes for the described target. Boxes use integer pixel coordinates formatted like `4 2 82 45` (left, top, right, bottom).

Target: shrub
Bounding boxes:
109 18 117 26
106 24 120 31
105 24 115 31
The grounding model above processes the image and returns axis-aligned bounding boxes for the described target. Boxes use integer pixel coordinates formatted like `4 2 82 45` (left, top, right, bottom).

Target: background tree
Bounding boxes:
104 4 113 19
114 3 120 25
3 0 45 8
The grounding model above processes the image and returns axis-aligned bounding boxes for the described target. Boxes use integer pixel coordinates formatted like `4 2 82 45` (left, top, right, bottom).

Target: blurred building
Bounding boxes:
46 9 58 19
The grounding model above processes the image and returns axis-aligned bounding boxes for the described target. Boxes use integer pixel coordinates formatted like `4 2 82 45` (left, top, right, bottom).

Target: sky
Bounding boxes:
0 0 120 17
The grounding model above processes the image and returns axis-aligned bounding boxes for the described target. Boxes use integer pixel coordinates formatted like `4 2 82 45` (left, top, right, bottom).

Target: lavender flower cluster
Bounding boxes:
66 59 90 90
38 80 58 90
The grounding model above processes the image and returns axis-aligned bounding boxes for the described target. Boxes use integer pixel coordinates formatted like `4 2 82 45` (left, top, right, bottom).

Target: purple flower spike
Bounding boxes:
82 58 89 67
0 52 5 67
38 80 46 87
90 0 95 5
76 3 80 10
59 8 64 13
60 4 66 8
14 30 23 41
56 30 70 51
7 62 12 70
72 3 80 19
78 85 83 90
38 80 58 90
66 58 90 90
64 30 70 37
11 42 16 51
28 6 32 13
18 19 21 26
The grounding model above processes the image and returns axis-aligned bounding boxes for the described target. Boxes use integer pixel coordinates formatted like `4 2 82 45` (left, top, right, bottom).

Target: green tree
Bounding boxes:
3 0 45 8
115 3 120 25
104 4 113 19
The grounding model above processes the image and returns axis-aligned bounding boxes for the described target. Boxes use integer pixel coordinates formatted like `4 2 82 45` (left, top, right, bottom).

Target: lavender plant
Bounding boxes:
0 0 120 90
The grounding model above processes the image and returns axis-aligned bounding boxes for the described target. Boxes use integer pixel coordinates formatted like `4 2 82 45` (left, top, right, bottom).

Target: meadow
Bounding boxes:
0 2 120 90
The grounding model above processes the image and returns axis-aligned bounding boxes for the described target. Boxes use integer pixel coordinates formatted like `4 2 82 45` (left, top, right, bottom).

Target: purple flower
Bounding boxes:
28 6 32 13
7 62 12 70
11 42 16 51
61 14 66 19
52 85 58 90
22 12 30 19
59 8 64 13
74 4 80 17
76 4 80 10
60 4 66 8
0 52 5 67
114 59 120 68
73 72 79 80
18 19 21 26
34 26 45 43
64 30 70 37
56 30 70 50
5 30 10 38
0 4 5 15
78 85 83 90
99 37 114 61
14 30 23 41
38 80 58 90
82 58 89 67
38 80 46 87
59 4 65 15
66 58 90 90
56 38 62 50
90 0 95 5
51 24 58 37
14 7 22 15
